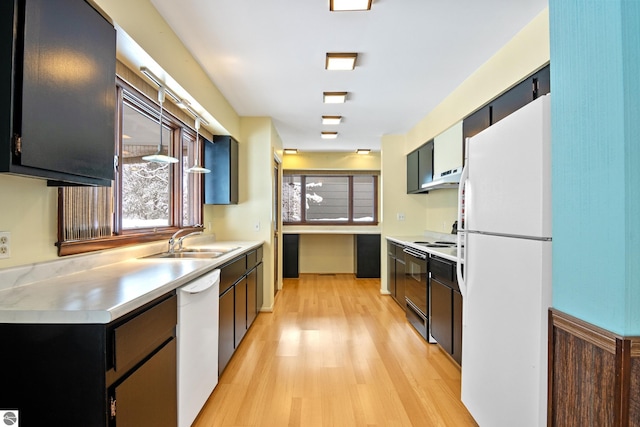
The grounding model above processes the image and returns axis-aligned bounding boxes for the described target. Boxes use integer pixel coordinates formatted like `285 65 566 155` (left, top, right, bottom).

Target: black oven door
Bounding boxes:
403 247 428 339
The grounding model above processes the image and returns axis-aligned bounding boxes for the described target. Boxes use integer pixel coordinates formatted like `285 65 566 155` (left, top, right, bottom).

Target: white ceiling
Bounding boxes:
148 0 547 152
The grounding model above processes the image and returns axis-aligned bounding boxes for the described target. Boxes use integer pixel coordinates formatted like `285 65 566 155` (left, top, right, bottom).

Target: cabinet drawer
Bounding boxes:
113 294 177 373
430 256 458 291
246 246 264 270
113 338 177 427
393 244 405 259
220 255 246 294
247 249 258 270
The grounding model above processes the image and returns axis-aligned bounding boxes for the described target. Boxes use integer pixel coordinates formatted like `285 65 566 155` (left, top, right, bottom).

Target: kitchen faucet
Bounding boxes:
177 231 203 251
167 230 185 253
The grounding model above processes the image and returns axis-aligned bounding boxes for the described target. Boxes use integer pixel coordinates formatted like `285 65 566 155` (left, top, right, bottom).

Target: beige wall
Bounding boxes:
203 117 283 310
282 151 381 170
0 175 58 267
299 234 354 274
282 151 381 274
380 9 550 290
93 0 239 139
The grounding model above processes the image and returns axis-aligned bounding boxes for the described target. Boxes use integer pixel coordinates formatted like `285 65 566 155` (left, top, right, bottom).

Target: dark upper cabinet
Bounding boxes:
491 77 534 125
406 140 433 194
418 141 434 189
406 149 419 193
204 135 239 204
533 65 550 98
462 64 550 155
0 0 116 186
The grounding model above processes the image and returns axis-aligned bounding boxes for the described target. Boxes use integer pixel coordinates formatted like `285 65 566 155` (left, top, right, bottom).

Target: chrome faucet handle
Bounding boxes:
177 231 204 250
167 229 186 253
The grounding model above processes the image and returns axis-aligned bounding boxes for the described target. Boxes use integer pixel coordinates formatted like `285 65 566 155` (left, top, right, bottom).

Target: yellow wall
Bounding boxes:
282 151 380 170
0 175 58 267
203 117 283 310
282 151 381 274
93 0 239 139
380 9 550 289
298 234 354 274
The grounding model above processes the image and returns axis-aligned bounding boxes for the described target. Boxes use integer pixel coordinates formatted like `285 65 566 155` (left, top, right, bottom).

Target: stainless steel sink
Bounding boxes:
143 246 239 259
180 247 238 253
144 251 225 259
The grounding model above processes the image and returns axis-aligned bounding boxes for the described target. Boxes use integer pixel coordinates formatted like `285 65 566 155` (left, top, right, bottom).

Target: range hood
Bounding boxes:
421 166 463 191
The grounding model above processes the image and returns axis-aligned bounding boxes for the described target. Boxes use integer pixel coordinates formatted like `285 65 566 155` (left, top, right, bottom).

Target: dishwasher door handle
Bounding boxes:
181 269 221 294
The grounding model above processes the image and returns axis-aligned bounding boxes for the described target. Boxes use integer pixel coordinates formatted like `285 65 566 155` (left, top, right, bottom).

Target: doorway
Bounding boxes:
273 157 281 297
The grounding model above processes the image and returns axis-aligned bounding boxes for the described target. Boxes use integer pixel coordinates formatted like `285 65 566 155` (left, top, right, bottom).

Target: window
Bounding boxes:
282 172 378 225
56 77 203 256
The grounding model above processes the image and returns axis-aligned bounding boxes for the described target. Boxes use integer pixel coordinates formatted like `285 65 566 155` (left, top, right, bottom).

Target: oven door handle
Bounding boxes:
403 247 427 260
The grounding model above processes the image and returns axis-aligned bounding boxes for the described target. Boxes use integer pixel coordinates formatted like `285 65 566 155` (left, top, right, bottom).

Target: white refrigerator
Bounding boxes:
456 94 552 427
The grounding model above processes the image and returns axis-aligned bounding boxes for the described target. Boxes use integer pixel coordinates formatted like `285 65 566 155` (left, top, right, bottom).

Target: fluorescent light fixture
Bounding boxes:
323 92 347 103
321 132 338 139
356 149 371 155
326 53 357 70
140 67 181 104
284 148 298 154
142 87 180 164
330 0 372 11
186 117 210 174
322 115 342 125
140 67 209 126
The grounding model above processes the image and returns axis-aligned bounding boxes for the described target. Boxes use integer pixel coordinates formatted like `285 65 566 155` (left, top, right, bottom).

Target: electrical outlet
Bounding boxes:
397 213 405 221
0 231 10 259
254 221 260 231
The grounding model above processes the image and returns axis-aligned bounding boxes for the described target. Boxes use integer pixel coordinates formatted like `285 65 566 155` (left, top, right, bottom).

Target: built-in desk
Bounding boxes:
282 227 381 278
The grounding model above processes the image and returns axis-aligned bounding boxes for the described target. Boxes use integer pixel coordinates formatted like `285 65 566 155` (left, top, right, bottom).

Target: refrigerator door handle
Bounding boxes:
456 157 469 297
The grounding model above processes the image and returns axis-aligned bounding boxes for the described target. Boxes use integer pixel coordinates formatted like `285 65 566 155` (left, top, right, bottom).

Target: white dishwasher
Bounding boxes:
177 269 220 427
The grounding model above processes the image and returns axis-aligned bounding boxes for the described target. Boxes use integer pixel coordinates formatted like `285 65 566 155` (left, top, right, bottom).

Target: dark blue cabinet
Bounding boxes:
0 0 116 186
204 135 239 204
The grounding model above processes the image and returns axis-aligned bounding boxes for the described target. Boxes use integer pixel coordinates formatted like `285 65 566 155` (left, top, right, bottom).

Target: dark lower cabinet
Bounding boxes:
452 290 463 365
387 243 397 297
386 241 406 309
113 339 177 427
429 255 463 365
430 279 453 354
283 234 299 278
218 285 235 375
218 246 263 375
247 266 258 328
0 293 177 425
396 256 406 309
234 277 248 347
355 234 381 278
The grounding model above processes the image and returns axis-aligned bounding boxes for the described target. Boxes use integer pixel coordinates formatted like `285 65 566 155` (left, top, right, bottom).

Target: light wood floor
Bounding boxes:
194 274 478 427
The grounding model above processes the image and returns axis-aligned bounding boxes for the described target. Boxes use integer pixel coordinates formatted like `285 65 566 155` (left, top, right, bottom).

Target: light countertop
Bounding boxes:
386 234 459 263
0 238 262 324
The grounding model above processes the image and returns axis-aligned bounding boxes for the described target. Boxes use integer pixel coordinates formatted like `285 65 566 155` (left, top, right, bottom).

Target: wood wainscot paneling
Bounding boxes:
549 309 640 427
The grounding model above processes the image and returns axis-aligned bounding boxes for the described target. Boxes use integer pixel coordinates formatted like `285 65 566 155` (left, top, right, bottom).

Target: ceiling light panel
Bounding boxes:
321 132 338 139
326 53 358 70
330 0 372 11
323 92 347 103
322 115 342 125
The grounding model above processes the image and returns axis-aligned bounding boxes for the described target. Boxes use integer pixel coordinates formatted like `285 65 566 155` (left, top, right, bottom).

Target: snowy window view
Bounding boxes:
282 173 377 224
57 80 203 252
122 103 172 229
